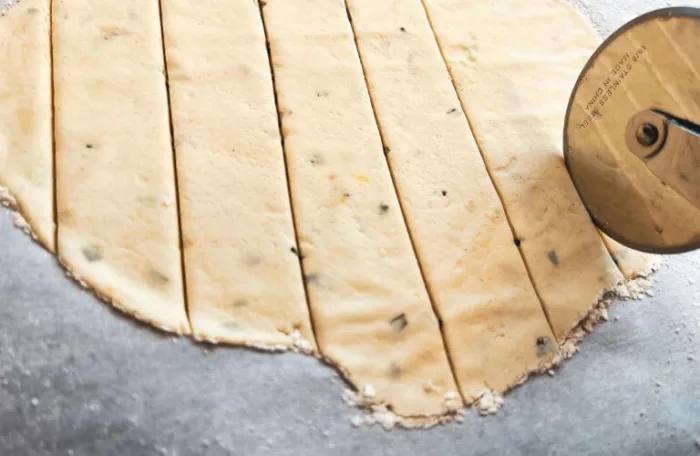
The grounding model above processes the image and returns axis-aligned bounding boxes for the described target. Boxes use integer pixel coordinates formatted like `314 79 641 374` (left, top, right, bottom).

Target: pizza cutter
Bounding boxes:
564 7 700 254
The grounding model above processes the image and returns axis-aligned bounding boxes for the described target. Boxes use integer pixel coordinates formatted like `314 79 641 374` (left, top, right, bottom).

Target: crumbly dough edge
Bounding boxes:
0 0 19 16
341 265 662 430
0 179 661 430
0 184 44 247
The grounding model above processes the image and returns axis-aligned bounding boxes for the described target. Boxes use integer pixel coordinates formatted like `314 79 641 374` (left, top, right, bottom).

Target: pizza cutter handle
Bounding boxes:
625 109 700 211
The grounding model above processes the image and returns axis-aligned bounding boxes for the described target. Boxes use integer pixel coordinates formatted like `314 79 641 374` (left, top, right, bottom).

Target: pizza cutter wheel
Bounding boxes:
564 7 700 254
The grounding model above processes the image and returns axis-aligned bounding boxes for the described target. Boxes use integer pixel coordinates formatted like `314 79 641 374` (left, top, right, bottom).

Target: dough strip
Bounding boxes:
53 0 190 333
0 0 54 251
159 0 316 348
421 0 628 340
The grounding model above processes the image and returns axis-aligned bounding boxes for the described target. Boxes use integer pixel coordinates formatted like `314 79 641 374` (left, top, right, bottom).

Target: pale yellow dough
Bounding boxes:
53 0 189 333
0 0 658 423
160 0 315 349
0 0 53 251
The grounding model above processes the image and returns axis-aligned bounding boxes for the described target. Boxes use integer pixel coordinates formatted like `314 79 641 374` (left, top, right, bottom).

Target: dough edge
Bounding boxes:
0 182 661 429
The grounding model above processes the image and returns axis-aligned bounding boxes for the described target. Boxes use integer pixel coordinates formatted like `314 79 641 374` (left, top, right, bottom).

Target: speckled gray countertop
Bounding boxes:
2 0 700 455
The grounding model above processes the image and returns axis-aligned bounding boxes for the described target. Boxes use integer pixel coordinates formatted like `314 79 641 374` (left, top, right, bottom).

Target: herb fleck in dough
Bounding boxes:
0 0 657 424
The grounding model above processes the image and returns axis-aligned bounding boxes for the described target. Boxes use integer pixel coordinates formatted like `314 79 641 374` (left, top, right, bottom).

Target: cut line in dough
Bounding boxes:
53 0 190 334
261 0 460 418
344 0 558 403
160 0 317 350
420 0 658 341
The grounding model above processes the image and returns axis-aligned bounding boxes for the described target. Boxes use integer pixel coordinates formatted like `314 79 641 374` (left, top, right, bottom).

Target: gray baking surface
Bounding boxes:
1 0 700 454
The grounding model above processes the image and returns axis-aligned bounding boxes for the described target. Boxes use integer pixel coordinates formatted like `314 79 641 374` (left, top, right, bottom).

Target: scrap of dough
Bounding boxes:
0 0 54 251
423 0 632 340
262 0 460 416
53 0 189 333
345 0 558 402
160 0 315 349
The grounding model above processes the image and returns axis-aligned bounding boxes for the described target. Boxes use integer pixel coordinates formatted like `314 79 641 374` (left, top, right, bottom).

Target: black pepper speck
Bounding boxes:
547 250 559 266
290 246 305 260
442 190 447 196
379 204 390 214
389 313 408 332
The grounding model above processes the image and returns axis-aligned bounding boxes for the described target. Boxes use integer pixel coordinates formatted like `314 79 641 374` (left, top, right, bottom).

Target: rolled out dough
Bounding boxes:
0 0 657 425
